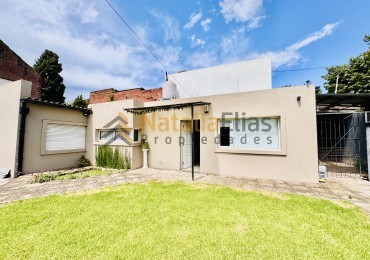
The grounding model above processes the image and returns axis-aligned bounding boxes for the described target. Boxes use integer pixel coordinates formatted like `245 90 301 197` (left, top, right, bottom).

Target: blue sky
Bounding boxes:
0 0 369 101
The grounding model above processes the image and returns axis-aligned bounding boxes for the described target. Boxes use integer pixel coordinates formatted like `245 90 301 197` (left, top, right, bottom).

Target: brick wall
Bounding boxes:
0 40 41 98
90 87 162 104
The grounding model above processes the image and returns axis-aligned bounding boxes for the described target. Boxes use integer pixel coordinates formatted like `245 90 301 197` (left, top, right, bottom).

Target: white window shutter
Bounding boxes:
45 124 86 151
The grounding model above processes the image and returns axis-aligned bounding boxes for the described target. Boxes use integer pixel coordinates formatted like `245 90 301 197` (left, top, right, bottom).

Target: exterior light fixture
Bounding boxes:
204 104 209 113
297 96 301 102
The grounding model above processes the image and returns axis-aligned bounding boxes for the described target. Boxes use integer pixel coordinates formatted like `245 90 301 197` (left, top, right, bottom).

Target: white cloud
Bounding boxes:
200 18 212 32
149 11 181 43
249 22 340 68
288 22 340 51
79 2 99 24
190 35 205 48
0 0 183 100
219 0 264 23
220 30 250 62
185 50 218 69
247 15 266 30
184 11 203 29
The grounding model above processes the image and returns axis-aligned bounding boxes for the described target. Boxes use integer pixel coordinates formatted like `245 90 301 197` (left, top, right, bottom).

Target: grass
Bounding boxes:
0 182 369 259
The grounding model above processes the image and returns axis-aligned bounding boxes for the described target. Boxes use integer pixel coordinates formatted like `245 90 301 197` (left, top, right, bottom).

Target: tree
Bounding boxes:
33 50 66 103
322 35 370 93
72 94 89 108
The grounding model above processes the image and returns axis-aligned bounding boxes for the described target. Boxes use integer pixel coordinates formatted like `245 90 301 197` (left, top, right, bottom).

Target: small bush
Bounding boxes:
96 146 131 170
141 141 149 149
78 155 91 167
33 173 58 183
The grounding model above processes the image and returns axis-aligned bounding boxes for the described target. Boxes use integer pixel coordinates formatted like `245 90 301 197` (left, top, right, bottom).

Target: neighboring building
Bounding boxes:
90 58 272 104
0 80 91 177
0 40 41 98
174 58 272 98
90 87 162 104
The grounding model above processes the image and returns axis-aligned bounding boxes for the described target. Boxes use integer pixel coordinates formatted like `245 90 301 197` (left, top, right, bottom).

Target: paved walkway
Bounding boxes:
1 168 369 214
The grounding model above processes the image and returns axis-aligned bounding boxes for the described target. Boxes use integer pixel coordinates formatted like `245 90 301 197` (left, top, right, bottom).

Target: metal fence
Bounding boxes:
317 113 368 179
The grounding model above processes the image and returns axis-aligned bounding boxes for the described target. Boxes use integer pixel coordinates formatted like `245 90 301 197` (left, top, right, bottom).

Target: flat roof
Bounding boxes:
21 98 92 115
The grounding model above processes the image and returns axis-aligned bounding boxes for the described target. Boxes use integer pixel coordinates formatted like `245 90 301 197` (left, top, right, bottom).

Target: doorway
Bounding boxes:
180 120 200 169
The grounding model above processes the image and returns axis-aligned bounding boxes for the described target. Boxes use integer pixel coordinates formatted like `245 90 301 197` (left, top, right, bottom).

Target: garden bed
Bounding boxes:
31 167 127 183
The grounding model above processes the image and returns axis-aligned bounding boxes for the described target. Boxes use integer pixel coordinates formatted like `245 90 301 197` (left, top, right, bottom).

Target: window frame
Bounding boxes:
99 129 117 142
216 115 286 156
132 129 141 143
41 120 87 155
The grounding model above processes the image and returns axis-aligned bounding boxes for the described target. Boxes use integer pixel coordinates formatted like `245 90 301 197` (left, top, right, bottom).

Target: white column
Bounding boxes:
366 127 370 180
142 149 149 169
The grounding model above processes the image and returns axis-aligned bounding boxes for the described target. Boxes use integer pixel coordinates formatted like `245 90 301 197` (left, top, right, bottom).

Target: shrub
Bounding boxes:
33 173 58 183
78 155 91 167
96 146 131 170
142 141 149 149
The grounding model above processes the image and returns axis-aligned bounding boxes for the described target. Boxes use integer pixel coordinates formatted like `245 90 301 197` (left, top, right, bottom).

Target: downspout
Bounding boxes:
17 100 30 177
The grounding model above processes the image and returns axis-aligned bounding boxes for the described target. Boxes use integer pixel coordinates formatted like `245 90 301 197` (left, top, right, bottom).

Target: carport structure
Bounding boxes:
316 93 370 180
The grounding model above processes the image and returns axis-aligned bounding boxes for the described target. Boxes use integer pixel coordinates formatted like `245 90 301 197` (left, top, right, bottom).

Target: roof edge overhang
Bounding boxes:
124 101 211 114
20 97 93 115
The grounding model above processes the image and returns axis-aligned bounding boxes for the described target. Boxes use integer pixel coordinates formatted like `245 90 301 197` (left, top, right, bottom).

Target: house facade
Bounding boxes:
0 79 319 182
87 85 318 182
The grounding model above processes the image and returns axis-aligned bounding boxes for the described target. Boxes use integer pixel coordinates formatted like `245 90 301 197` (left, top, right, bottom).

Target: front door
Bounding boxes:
181 121 192 169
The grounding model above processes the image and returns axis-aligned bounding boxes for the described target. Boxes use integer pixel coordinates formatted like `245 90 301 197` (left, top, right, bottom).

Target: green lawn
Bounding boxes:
0 182 369 259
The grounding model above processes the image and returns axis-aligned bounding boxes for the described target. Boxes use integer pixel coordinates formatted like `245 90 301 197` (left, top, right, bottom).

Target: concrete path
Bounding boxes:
0 168 369 214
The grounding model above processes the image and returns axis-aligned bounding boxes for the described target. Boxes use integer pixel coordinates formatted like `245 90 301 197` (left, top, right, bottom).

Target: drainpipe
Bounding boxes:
17 100 30 177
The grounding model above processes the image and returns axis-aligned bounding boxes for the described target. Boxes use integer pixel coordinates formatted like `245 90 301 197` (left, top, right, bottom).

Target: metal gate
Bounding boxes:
317 113 368 179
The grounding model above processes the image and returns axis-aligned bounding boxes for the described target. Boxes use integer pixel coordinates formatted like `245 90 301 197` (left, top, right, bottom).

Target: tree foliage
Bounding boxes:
72 94 89 108
33 50 66 103
323 35 370 93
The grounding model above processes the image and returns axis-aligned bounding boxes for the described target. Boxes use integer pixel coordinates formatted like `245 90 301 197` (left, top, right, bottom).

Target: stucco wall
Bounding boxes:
175 58 272 98
86 99 144 169
0 80 31 177
141 86 318 182
22 104 89 173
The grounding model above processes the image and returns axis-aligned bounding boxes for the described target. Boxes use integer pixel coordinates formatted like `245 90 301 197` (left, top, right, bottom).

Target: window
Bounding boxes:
218 117 280 150
42 121 86 154
99 130 116 142
133 129 141 142
220 121 231 146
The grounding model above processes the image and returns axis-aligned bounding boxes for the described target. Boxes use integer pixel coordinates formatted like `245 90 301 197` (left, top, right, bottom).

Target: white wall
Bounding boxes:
173 58 272 98
0 80 32 177
0 78 11 86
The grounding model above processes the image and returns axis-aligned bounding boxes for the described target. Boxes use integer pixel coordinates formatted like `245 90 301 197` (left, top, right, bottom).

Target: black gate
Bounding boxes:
317 113 368 179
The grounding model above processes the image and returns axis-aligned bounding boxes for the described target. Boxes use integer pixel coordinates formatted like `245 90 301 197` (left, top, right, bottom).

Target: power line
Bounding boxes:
104 0 191 96
273 66 330 73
